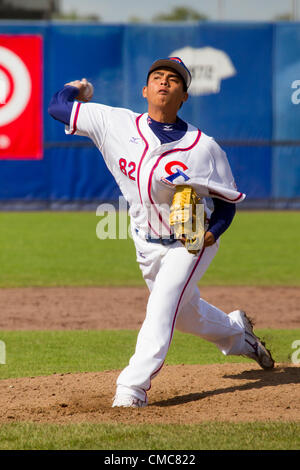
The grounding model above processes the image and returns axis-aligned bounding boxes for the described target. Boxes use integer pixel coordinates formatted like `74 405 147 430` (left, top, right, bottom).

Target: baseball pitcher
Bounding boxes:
48 57 274 408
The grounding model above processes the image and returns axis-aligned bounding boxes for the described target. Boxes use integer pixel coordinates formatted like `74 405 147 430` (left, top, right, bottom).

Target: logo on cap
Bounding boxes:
169 57 183 63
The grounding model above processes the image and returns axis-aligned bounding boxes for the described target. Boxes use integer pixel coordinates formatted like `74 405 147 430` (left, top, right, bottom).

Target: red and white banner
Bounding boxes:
0 35 43 159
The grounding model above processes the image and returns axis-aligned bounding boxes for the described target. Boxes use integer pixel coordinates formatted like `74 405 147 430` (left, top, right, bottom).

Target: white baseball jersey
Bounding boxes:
66 102 245 238
65 100 249 403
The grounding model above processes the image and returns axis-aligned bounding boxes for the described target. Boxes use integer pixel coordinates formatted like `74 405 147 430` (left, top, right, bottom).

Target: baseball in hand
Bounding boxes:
64 78 94 101
80 78 94 102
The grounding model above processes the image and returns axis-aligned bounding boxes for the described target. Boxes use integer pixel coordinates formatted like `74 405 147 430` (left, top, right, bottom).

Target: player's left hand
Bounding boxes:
204 231 215 247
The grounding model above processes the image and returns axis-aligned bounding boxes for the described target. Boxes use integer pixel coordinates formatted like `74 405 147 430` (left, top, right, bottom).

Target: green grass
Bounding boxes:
1 329 298 450
0 210 299 450
0 421 299 450
0 212 140 287
0 211 299 287
0 329 297 380
206 210 300 285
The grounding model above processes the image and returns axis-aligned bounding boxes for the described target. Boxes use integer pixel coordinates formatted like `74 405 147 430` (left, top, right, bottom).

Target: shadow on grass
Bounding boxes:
152 366 300 407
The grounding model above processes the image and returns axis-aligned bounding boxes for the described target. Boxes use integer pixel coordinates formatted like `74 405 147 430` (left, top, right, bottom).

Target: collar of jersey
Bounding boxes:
139 113 197 152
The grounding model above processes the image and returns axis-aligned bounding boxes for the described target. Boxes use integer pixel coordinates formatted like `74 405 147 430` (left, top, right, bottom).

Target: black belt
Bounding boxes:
145 234 177 246
135 228 177 246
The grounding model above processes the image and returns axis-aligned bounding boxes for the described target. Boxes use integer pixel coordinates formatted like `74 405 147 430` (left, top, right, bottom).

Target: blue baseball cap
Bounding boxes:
147 57 192 90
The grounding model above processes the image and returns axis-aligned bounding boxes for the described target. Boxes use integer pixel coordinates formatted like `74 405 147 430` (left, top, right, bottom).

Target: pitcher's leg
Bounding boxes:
116 244 209 400
176 288 245 355
116 242 222 400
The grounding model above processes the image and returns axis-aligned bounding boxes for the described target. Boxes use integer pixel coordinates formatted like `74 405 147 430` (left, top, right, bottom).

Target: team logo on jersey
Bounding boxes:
169 46 236 96
160 161 190 186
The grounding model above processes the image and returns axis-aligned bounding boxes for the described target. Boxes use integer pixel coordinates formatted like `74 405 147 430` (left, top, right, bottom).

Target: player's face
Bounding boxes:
143 68 188 112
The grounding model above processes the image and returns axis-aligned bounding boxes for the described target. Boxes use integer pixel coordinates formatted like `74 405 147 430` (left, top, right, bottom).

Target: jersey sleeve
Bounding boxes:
65 101 113 149
205 138 246 203
207 198 236 240
48 86 79 125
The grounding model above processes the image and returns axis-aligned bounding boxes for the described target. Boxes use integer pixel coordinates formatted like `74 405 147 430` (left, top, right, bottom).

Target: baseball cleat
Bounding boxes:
112 394 148 408
238 310 275 370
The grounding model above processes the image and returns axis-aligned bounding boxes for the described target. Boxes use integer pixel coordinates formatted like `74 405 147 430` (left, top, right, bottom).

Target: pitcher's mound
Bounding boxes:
1 363 299 424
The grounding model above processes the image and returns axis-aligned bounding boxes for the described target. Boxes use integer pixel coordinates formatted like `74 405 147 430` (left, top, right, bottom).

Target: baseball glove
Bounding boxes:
169 185 206 254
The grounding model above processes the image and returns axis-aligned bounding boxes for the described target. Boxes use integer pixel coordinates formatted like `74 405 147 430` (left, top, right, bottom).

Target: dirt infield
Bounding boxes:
0 286 299 423
1 364 299 424
0 285 299 330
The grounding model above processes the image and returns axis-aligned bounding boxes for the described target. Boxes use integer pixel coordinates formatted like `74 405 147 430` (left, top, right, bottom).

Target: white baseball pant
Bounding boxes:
115 227 247 402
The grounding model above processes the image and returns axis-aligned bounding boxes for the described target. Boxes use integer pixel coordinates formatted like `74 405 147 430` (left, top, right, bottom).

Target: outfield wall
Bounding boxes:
0 21 299 208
